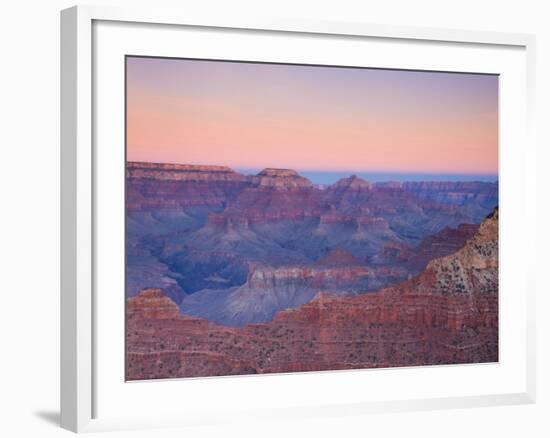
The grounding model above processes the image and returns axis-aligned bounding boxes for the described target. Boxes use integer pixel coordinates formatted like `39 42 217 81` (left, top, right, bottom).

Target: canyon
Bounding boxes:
126 207 498 379
126 162 497 327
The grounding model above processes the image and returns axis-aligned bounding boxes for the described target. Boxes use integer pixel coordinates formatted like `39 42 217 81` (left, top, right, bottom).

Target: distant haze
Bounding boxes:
127 57 498 176
236 169 498 185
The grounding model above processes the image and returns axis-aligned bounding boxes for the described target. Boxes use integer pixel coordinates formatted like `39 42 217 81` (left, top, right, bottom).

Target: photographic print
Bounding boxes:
125 56 498 380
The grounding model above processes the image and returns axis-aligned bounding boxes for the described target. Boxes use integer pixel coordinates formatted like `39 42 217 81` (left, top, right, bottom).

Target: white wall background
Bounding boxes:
0 1 547 437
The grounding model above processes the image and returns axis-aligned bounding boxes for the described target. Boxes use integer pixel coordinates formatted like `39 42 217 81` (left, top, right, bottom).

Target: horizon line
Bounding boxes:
126 160 498 177
127 161 498 184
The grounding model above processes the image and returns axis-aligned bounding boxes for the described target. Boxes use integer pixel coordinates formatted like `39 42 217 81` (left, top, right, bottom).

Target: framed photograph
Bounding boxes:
61 5 536 433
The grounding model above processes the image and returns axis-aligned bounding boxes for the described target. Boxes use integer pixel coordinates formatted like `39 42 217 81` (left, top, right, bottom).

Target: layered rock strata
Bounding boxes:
126 209 498 380
126 162 498 327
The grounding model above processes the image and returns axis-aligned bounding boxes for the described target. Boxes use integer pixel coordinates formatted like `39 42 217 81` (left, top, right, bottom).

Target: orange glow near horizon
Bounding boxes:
126 57 498 176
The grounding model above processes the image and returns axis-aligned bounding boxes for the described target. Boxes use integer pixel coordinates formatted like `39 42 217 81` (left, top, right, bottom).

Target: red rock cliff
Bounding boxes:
126 209 498 380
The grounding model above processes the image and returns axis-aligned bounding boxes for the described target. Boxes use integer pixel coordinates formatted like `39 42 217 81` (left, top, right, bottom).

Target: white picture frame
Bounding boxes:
60 4 536 433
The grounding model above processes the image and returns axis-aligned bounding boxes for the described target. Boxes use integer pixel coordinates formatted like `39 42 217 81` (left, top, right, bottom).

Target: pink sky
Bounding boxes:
126 57 498 175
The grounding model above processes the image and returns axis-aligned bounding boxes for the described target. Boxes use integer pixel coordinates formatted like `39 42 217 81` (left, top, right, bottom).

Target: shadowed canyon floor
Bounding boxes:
125 162 498 379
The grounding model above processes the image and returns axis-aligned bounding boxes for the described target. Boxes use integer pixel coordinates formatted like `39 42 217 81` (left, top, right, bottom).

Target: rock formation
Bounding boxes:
126 209 498 380
127 162 247 182
318 247 362 266
177 264 407 327
401 181 498 208
127 288 181 319
252 168 313 189
126 161 498 326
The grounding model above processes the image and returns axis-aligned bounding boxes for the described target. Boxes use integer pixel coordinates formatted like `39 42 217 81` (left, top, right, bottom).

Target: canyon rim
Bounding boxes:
125 56 499 380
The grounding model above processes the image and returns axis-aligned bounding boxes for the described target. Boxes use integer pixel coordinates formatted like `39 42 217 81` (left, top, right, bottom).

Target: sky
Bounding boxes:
126 56 498 182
